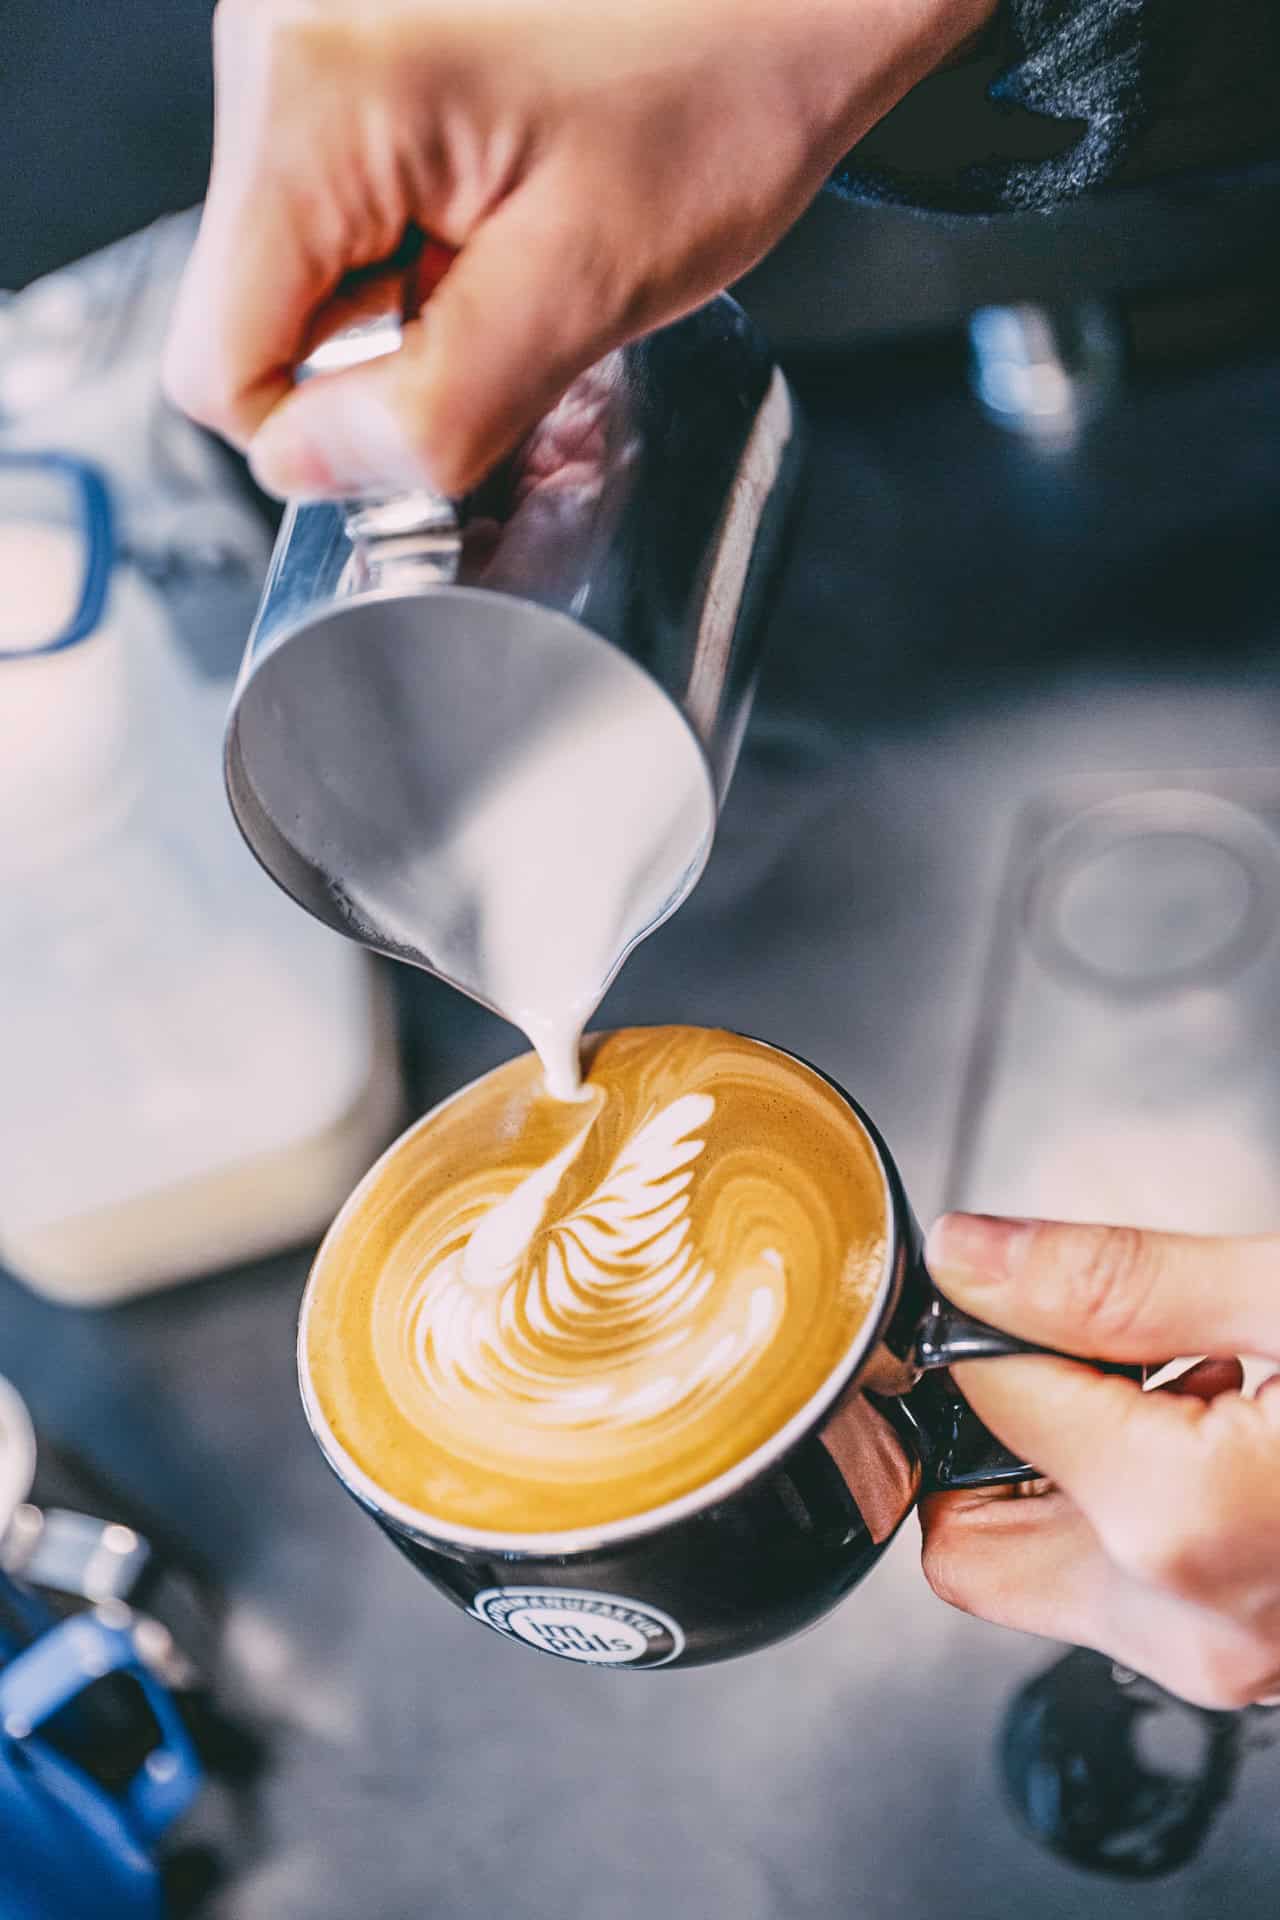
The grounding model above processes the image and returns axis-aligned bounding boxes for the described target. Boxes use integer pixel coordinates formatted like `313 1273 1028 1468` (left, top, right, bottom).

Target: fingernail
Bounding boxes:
248 388 439 500
926 1213 1033 1285
247 410 338 499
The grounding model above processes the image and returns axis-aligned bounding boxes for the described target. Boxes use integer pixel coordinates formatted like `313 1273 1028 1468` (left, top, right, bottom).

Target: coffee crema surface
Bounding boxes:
303 1028 888 1535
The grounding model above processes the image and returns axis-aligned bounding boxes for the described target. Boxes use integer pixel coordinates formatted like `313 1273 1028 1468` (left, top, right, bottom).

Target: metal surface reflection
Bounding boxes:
225 296 803 1001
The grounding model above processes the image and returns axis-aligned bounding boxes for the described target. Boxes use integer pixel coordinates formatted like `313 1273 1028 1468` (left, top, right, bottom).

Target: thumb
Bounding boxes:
926 1214 1280 1363
246 173 625 500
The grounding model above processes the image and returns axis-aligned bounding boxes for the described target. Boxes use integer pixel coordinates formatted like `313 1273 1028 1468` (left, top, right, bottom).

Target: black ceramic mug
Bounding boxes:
298 1043 1080 1672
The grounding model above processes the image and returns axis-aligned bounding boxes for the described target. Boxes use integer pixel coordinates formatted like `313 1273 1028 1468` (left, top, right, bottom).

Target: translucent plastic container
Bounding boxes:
0 453 402 1302
947 772 1280 1235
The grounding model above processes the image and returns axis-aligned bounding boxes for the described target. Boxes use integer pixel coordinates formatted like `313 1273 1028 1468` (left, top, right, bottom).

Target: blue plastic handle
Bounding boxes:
0 1610 202 1845
0 450 115 655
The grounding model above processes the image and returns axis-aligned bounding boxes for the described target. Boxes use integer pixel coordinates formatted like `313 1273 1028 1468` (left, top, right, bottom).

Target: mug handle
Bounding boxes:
915 1294 1049 1368
909 1289 1143 1493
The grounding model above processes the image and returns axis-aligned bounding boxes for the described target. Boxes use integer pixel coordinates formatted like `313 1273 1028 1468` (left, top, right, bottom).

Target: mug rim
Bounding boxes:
297 1030 901 1558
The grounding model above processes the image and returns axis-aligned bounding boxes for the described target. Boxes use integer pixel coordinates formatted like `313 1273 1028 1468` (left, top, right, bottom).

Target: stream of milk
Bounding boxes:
348 641 718 1100
450 666 716 1096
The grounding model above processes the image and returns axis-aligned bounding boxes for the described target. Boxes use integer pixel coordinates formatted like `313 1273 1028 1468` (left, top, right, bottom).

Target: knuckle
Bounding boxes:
1115 1509 1210 1597
351 153 418 279
431 432 493 499
161 338 233 438
391 358 509 496
391 390 459 491
1110 1431 1262 1602
1056 1225 1156 1346
160 338 211 423
920 1537 979 1617
1176 1640 1269 1711
162 332 262 448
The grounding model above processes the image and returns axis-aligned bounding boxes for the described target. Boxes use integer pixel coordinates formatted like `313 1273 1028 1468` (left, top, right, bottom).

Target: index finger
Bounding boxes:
928 1215 1280 1363
165 188 333 446
162 11 349 444
953 1351 1280 1592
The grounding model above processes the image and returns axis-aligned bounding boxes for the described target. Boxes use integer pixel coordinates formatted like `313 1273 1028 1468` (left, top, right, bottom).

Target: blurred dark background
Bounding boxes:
2 1 214 289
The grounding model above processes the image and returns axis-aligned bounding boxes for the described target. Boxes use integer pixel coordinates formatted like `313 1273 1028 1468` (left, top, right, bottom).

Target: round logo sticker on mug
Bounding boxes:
470 1588 685 1668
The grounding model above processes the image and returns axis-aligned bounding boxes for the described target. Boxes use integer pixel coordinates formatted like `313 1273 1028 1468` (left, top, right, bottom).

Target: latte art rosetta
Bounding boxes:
406 1093 784 1433
305 1029 889 1534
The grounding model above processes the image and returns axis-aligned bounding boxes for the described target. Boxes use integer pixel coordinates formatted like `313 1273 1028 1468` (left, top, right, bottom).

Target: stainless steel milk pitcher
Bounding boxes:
223 290 803 1003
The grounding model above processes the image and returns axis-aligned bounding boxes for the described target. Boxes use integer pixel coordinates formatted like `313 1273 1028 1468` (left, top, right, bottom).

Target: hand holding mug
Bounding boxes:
922 1216 1280 1709
299 1028 1106 1670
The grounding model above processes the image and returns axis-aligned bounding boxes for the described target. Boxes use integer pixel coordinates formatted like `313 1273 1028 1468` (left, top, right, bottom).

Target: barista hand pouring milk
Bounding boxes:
168 0 1280 1706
